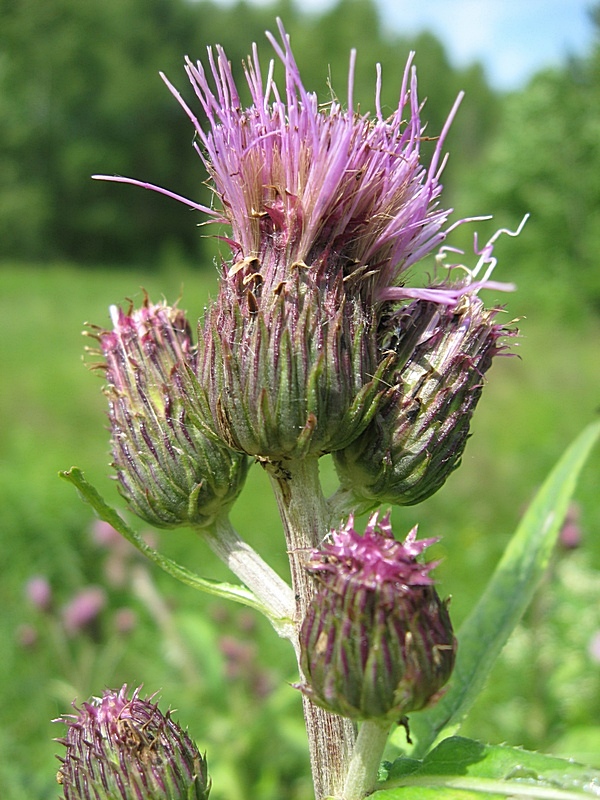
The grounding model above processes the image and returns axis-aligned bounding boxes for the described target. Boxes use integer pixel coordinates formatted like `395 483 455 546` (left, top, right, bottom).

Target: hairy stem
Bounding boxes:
267 456 356 800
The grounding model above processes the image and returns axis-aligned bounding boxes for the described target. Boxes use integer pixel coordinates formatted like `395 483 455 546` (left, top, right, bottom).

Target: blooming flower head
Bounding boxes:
100 19 473 306
55 685 210 800
168 24 459 301
297 513 456 722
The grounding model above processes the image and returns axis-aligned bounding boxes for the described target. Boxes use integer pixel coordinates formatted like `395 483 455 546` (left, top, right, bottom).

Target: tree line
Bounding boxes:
1 0 599 314
0 0 496 263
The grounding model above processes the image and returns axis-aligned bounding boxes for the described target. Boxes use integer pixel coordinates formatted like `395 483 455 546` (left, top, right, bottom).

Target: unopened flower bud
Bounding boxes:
333 296 513 510
94 298 248 529
297 513 455 722
55 685 210 800
198 268 388 459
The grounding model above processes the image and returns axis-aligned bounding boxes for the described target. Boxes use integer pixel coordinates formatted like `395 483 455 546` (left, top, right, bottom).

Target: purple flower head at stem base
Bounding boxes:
297 513 456 723
55 685 210 800
89 297 248 528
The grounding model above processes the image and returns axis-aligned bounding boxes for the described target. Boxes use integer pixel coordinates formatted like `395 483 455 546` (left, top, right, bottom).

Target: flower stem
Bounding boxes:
342 721 391 800
267 456 356 800
203 515 296 638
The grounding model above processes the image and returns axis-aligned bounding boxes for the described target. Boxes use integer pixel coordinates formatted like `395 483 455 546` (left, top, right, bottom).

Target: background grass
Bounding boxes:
1 260 599 799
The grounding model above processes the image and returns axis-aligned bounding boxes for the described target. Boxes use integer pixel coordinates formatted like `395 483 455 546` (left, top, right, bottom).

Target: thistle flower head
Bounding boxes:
180 20 458 458
93 297 248 528
95 22 524 308
55 685 210 800
333 293 515 511
171 23 457 299
297 513 455 722
105 20 469 306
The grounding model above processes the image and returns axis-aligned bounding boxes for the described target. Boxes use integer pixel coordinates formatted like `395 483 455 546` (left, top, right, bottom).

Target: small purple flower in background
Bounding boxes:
297 512 455 722
55 685 210 800
90 519 157 588
61 586 107 637
91 519 137 587
21 576 53 646
91 519 129 550
558 502 582 550
25 575 53 612
112 607 138 636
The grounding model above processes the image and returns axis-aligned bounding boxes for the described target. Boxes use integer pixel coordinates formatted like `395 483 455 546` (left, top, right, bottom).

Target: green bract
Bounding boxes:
197 264 390 458
333 296 513 511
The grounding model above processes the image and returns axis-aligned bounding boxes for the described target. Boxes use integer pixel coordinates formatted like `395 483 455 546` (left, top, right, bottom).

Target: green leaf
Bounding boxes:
59 467 269 616
406 422 600 757
373 735 600 799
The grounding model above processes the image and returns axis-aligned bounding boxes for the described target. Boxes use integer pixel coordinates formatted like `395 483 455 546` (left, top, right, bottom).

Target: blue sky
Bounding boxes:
213 0 597 89
378 0 596 89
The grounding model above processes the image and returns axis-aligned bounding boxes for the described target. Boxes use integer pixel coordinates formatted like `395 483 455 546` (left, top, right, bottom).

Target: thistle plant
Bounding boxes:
59 17 600 800
56 685 210 800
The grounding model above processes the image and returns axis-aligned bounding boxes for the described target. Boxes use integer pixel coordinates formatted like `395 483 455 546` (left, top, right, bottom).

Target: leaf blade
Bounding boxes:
408 422 600 756
59 467 268 614
374 736 600 799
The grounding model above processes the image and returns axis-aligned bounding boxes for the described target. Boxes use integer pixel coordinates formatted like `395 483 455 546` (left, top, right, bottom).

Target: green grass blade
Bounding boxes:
59 467 268 615
409 421 600 757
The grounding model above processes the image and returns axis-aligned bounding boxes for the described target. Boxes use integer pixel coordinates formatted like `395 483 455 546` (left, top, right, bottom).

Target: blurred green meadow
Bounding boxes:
2 0 600 796
1 259 599 799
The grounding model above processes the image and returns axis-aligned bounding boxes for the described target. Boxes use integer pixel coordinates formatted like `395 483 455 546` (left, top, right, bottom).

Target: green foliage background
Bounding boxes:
1 1 600 798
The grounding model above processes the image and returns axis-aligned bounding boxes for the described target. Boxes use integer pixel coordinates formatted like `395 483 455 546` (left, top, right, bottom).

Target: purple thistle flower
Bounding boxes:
297 513 455 722
97 19 499 306
165 32 452 296
305 512 440 586
55 685 210 800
